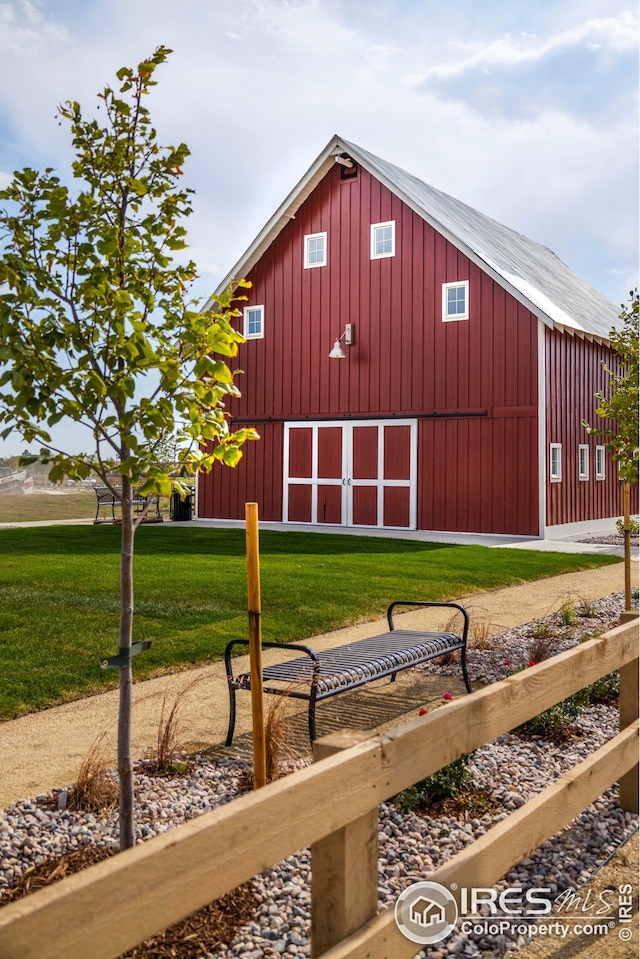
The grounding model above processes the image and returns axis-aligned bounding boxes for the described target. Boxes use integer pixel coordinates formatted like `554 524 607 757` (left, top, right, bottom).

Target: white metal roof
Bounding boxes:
212 135 621 341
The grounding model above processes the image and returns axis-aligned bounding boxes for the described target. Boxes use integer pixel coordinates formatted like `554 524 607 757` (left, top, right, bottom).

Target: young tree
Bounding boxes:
584 290 639 607
0 47 257 849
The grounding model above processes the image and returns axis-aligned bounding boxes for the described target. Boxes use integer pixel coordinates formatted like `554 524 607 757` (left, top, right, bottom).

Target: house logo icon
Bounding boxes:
395 880 458 944
410 895 445 928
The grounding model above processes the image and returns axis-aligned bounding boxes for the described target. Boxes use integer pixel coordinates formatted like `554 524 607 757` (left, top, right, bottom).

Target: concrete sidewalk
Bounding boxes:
1 559 636 809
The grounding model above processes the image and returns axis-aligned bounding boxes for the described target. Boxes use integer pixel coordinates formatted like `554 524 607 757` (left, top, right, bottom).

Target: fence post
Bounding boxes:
619 637 639 812
311 730 378 958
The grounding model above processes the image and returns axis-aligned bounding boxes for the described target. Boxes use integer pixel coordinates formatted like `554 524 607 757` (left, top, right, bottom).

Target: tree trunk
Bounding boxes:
118 476 136 851
624 481 631 610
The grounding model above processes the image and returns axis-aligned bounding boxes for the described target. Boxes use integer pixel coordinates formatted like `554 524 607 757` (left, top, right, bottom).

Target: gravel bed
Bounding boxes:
1 592 637 959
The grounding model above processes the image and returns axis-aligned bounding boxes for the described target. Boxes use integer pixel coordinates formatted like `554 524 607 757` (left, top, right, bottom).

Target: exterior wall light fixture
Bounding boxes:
329 323 354 359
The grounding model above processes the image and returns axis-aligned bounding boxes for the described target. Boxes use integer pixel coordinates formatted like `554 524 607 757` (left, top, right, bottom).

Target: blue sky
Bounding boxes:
0 0 638 455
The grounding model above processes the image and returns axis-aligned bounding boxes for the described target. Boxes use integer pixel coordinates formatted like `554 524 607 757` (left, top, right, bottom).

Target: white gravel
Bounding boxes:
1 592 637 959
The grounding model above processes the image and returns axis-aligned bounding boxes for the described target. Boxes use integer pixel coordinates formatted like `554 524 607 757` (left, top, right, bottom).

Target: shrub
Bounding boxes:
616 516 640 535
394 753 474 812
560 602 577 626
585 671 619 705
519 689 589 739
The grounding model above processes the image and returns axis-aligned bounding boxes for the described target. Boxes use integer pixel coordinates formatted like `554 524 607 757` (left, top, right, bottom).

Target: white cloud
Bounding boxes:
0 0 636 304
416 12 638 82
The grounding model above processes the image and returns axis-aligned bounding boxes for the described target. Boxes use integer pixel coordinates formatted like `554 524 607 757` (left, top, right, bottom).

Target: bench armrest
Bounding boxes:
224 639 320 681
386 600 469 644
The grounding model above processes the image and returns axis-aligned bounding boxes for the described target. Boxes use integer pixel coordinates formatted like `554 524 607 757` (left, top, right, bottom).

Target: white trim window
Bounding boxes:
370 220 395 259
578 444 589 481
442 280 469 321
550 443 562 482
304 232 327 269
596 445 606 480
243 304 264 339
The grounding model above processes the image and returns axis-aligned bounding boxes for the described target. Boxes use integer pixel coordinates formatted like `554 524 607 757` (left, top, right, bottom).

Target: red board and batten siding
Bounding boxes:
200 162 540 535
545 329 638 527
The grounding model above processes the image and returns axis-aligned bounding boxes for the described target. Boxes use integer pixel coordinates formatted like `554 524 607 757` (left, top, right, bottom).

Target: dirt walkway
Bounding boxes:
1 561 635 808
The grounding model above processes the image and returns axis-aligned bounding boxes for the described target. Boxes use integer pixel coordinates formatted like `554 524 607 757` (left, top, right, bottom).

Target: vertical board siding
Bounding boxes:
200 423 284 522
545 329 638 526
203 164 542 534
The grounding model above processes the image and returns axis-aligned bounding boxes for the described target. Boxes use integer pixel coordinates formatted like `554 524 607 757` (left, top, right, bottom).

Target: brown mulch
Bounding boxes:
410 787 500 820
2 845 258 958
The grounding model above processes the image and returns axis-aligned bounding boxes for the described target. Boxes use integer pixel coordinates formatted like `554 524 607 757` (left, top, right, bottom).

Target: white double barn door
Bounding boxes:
283 419 417 530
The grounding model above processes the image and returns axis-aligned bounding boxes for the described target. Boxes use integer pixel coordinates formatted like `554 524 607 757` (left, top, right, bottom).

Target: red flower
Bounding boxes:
528 659 536 667
443 692 453 701
503 660 512 666
418 707 428 716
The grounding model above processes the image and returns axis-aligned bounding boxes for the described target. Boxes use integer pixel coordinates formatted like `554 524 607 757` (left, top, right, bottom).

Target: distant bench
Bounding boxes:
224 600 472 744
93 486 161 524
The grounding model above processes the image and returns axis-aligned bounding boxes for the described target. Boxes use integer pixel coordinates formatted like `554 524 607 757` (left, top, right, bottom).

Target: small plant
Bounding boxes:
560 601 577 626
68 735 119 813
616 516 640 535
151 693 187 776
146 679 203 776
394 745 475 812
518 688 589 740
471 621 492 650
532 619 551 639
585 671 620 705
264 690 294 783
528 634 555 664
577 597 599 618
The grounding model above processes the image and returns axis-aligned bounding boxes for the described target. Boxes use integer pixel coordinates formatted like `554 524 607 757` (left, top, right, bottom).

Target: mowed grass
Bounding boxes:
0 524 621 718
0 490 172 523
0 491 98 523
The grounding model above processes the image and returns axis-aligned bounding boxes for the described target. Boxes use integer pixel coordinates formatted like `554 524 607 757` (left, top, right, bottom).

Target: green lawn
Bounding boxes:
0 490 99 522
0 525 621 719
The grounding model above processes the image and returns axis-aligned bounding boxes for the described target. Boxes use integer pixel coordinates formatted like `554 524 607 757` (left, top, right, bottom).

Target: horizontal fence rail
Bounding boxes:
0 620 637 959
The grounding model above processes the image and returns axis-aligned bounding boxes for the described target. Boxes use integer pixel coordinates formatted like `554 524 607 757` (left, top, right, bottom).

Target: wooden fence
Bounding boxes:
1 619 637 959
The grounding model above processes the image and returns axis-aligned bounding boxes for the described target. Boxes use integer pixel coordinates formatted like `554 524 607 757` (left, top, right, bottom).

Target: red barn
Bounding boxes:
197 135 634 539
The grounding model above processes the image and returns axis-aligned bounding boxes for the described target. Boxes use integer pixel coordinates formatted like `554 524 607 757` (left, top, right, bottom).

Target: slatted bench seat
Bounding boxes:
224 600 472 744
93 486 161 523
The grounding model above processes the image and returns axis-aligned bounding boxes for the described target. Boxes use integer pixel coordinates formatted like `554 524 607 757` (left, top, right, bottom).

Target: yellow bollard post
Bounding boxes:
245 502 267 789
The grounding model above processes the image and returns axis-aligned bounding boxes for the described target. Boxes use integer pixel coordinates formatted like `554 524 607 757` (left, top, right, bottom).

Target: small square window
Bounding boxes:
304 232 327 269
596 445 606 480
550 443 562 482
370 221 395 259
244 304 264 339
578 445 589 481
442 281 469 321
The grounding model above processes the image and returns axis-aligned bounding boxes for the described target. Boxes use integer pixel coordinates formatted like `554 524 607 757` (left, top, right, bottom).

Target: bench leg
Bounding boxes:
308 688 319 743
225 683 237 746
461 648 472 693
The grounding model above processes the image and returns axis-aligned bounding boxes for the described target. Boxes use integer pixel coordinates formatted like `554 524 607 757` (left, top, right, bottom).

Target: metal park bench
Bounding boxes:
93 485 161 523
224 601 472 744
